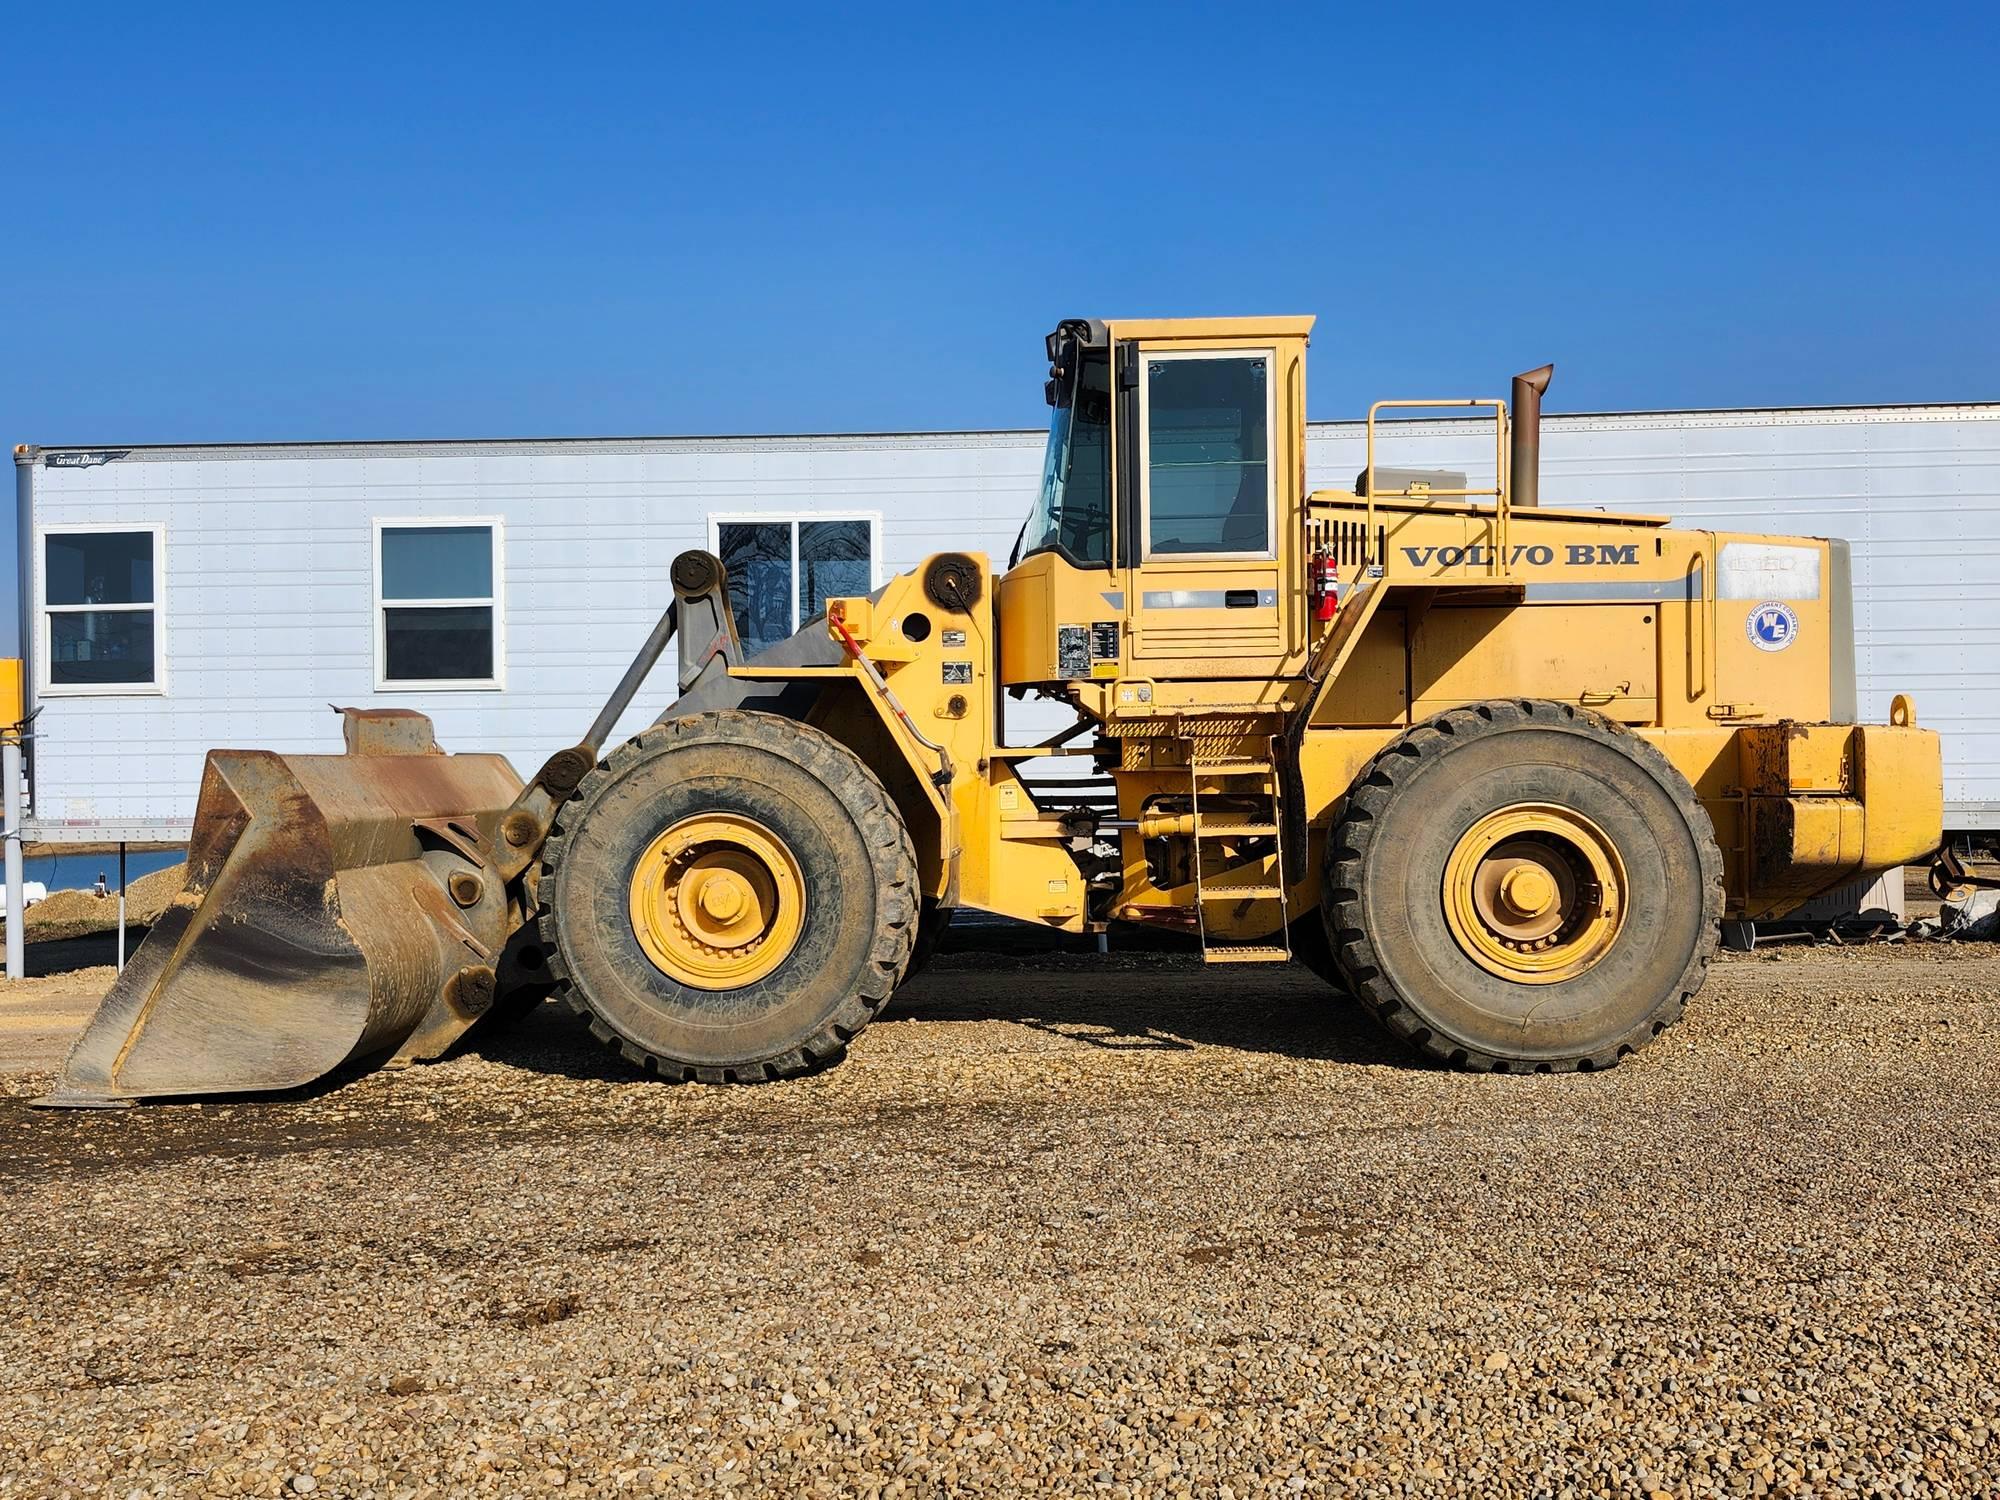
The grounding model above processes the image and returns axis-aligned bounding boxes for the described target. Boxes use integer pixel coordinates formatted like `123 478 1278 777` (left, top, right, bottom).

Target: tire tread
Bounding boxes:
537 710 918 1083
1322 699 1724 1072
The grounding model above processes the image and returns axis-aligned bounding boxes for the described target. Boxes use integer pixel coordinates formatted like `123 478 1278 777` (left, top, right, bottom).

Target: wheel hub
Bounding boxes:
1442 805 1626 984
697 873 747 924
629 813 804 988
1497 863 1556 921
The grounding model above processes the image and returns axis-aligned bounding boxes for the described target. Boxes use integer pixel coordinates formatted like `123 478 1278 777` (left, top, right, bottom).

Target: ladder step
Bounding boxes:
1203 944 1291 964
1190 758 1275 775
1196 821 1277 837
1200 883 1283 900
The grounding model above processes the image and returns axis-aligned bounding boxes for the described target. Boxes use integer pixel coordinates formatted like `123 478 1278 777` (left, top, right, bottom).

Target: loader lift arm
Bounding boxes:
491 548 746 883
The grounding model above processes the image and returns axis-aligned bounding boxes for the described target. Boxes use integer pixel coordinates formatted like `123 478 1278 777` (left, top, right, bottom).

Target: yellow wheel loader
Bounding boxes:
38 316 1945 1105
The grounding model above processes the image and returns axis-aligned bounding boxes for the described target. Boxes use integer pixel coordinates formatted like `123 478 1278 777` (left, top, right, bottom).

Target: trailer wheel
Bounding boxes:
539 711 918 1082
1323 700 1721 1072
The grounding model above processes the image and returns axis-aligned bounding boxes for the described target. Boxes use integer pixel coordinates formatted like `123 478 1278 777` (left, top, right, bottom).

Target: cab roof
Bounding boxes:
1103 315 1315 342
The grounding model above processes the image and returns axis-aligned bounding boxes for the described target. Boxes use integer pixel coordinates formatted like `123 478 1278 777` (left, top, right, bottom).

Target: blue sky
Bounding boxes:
3 2 1996 644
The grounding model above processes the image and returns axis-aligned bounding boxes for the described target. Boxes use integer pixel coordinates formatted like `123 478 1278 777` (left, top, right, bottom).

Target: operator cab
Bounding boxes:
999 316 1315 693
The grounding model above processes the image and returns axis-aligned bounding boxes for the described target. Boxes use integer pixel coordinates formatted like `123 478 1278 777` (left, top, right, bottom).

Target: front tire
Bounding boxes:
540 711 918 1082
1324 700 1722 1072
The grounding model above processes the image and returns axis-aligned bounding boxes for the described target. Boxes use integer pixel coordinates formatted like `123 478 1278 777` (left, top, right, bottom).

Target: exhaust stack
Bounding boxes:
1510 364 1554 509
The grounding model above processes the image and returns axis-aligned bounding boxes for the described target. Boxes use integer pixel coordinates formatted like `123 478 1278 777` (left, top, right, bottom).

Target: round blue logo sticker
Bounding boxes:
1747 601 1799 652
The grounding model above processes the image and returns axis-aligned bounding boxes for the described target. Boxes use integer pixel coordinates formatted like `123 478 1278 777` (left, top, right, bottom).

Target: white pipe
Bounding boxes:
3 738 20 981
10 450 32 981
116 841 126 973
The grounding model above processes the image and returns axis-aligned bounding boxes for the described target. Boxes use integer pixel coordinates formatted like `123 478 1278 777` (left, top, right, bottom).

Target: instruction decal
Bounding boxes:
941 661 972 684
1057 624 1089 679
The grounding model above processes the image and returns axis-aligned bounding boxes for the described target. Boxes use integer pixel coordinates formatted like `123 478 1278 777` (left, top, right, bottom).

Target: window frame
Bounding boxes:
1137 346 1279 563
35 521 168 698
706 511 882 649
372 517 507 692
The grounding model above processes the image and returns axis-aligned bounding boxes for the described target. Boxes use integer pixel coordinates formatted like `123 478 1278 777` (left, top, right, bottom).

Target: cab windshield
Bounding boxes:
1018 349 1111 567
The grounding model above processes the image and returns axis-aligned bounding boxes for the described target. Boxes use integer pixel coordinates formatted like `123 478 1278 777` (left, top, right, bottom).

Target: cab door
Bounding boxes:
1124 346 1291 681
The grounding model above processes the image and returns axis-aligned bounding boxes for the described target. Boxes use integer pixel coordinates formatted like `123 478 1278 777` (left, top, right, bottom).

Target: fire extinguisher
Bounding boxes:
1310 549 1340 622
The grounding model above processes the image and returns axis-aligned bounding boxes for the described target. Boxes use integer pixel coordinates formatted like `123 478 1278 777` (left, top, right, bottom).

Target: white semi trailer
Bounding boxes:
13 398 1998 867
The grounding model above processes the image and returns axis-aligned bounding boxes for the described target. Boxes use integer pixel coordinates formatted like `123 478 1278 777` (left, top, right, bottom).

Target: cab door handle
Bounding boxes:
1224 589 1259 609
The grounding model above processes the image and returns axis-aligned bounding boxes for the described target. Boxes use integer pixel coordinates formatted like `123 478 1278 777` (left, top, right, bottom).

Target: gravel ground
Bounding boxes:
3 940 1997 1498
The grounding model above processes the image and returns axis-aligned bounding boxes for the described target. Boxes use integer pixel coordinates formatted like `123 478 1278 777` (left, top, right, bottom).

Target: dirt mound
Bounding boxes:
11 863 187 945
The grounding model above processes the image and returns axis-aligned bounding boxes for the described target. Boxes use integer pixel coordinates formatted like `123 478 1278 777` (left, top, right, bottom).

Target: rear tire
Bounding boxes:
539 711 918 1082
1323 699 1721 1072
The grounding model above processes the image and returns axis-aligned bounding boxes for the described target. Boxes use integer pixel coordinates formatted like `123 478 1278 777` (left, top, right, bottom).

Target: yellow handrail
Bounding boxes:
1363 398 1511 574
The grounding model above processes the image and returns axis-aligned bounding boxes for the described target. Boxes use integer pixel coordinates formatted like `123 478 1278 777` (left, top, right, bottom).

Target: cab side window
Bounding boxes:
1145 355 1271 556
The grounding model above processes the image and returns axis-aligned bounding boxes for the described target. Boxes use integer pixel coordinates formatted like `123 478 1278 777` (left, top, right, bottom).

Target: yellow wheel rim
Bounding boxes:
628 813 804 989
1441 804 1625 984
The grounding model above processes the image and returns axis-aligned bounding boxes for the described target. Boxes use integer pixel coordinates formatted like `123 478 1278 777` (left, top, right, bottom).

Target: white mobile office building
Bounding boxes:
13 400 2000 872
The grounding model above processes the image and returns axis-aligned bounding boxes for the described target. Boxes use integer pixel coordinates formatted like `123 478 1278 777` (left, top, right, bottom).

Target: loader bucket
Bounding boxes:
35 709 527 1107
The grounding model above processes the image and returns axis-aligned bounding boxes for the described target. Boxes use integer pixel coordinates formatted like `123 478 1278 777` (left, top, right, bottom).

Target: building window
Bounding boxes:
39 525 165 694
713 515 877 656
1143 351 1273 557
374 520 504 688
